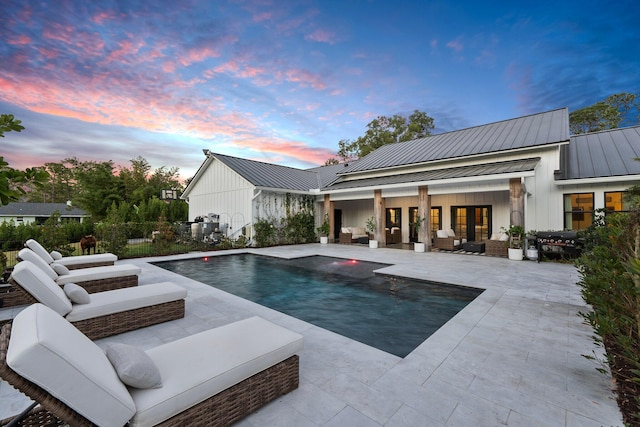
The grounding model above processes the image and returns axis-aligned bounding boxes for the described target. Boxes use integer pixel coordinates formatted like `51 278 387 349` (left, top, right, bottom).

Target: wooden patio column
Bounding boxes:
418 186 431 250
323 194 334 242
509 178 524 227
374 189 385 244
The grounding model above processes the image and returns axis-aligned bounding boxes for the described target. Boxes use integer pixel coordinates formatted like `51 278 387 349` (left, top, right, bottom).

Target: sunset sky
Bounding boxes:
1 0 638 181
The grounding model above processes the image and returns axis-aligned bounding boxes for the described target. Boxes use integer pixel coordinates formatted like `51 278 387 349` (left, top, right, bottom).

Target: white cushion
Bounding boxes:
64 282 187 322
341 227 349 234
51 263 70 276
6 304 136 426
489 233 499 240
50 250 63 260
64 283 91 304
24 239 54 264
11 261 72 316
446 229 456 237
499 233 510 241
106 343 162 389
128 316 304 427
391 227 400 233
56 253 117 267
436 230 448 238
453 239 461 246
18 248 58 280
54 264 142 286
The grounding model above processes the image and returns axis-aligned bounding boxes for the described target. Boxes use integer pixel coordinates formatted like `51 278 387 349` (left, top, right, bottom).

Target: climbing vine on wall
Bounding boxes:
253 192 316 247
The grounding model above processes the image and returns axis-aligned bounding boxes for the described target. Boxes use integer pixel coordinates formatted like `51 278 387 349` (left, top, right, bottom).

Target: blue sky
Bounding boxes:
1 0 638 181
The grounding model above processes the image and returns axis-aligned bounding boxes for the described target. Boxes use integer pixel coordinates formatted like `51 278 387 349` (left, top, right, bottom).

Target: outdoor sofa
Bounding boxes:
25 238 117 270
8 260 187 339
339 226 370 243
0 303 303 427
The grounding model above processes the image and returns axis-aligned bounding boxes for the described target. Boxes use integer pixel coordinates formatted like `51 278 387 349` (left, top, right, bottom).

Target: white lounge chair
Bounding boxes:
1 303 303 426
25 238 117 270
8 260 187 339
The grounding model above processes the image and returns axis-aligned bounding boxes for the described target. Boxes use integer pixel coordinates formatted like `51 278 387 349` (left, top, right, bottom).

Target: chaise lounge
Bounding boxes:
1 303 303 427
25 238 117 270
7 261 187 339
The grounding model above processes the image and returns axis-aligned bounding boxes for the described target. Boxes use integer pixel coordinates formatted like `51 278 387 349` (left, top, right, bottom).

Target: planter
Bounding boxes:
369 240 378 249
414 242 426 253
526 248 538 260
508 247 523 261
320 236 328 244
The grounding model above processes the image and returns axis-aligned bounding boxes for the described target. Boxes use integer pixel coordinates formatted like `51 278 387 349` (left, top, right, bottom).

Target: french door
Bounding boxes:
451 206 491 242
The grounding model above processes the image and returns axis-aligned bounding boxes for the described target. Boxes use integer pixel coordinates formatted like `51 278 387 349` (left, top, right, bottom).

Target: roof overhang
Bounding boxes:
554 175 640 186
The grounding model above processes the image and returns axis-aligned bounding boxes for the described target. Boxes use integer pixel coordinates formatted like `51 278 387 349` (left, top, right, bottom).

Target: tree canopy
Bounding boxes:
329 110 435 162
569 91 639 135
0 114 49 206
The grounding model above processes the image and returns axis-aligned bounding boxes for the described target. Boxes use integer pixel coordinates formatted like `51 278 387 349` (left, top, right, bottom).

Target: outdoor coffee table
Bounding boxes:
463 241 485 253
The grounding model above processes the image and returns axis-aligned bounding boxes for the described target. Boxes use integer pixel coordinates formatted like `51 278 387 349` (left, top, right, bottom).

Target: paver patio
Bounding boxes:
0 244 623 426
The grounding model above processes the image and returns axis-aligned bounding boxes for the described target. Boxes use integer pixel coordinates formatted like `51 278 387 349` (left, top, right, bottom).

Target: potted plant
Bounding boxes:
317 214 330 244
503 225 525 260
365 216 378 248
412 216 426 252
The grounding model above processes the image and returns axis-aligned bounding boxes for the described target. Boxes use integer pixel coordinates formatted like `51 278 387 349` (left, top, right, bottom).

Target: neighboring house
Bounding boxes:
0 203 89 225
182 108 640 246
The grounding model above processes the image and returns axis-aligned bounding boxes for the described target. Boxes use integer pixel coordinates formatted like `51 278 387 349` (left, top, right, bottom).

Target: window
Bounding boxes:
605 191 631 212
563 193 593 230
409 207 441 242
430 207 441 239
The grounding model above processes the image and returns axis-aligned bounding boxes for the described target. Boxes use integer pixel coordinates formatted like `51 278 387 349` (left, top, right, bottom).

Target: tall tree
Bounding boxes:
0 114 48 205
335 110 435 161
72 159 125 220
569 91 639 134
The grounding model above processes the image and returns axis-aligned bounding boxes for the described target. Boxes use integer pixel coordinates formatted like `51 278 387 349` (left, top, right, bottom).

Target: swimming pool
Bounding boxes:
154 254 482 357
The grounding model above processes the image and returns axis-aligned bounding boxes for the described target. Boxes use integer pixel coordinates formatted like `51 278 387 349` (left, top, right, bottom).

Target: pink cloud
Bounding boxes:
305 29 336 45
235 138 335 166
446 38 464 52
179 46 222 67
253 12 272 22
285 68 326 90
7 34 30 45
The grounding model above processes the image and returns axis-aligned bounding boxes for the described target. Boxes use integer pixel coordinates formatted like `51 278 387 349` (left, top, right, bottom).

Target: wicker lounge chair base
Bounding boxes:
0 318 300 427
1 275 138 308
74 299 185 340
65 260 115 270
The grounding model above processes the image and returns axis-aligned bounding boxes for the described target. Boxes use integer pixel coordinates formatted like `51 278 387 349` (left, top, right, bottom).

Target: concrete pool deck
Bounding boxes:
0 244 623 426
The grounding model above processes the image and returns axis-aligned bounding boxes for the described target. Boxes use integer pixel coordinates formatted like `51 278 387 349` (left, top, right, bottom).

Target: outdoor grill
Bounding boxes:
535 231 583 262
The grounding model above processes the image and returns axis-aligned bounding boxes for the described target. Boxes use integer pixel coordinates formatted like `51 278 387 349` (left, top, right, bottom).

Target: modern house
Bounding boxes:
0 202 89 225
181 108 640 248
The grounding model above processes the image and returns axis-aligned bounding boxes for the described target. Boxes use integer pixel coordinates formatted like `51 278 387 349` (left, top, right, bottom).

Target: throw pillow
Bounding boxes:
446 229 456 237
63 283 91 304
499 233 510 241
50 251 63 260
51 263 70 276
436 230 447 238
105 343 162 389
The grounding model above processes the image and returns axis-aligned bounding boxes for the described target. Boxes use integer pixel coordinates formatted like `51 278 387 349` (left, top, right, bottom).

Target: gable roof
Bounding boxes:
560 126 640 180
0 203 87 217
340 108 569 174
212 152 322 191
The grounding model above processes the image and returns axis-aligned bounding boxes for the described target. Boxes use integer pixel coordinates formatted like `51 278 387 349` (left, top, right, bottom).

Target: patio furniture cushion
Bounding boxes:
128 316 304 427
25 239 118 268
6 304 136 426
106 343 162 389
11 261 72 316
51 262 70 275
446 229 456 237
436 229 448 238
64 283 91 304
18 248 141 286
64 282 187 322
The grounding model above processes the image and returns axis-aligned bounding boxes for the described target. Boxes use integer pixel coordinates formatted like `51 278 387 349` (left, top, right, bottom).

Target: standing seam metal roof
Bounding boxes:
340 108 568 174
324 158 540 191
212 153 321 191
561 126 640 179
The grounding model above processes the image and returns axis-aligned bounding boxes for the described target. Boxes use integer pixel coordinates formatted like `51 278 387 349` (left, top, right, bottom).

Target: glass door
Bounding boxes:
451 206 491 242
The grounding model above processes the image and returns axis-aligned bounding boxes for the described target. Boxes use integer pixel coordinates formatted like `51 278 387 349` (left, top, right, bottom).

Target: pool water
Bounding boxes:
154 254 482 358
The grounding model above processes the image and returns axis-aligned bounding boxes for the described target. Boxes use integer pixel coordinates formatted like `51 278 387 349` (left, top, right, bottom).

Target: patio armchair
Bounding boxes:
0 303 303 427
385 227 402 244
484 232 510 257
434 229 463 251
25 238 117 270
7 260 187 340
339 226 369 244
